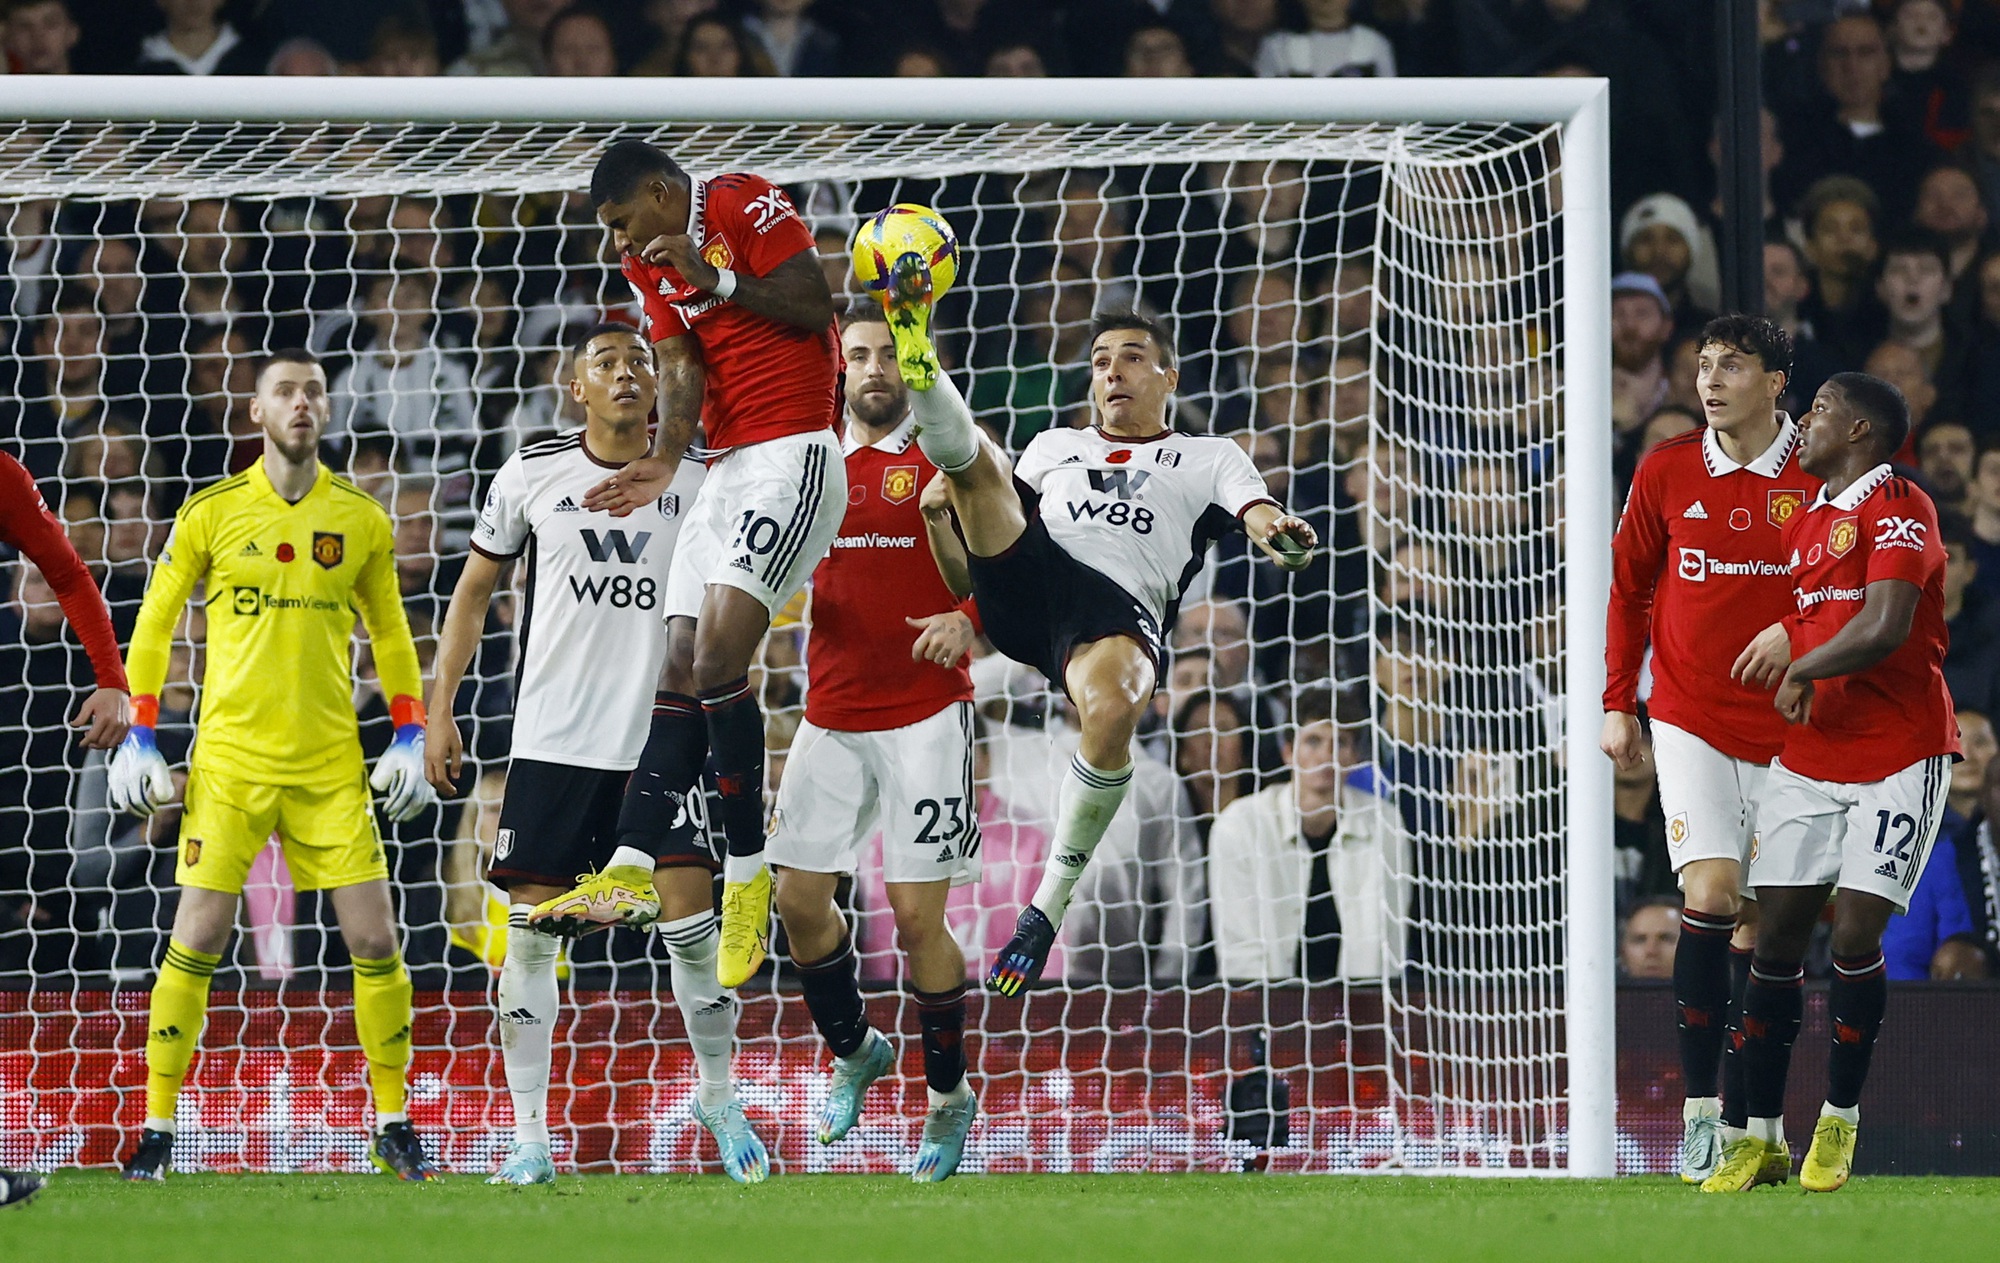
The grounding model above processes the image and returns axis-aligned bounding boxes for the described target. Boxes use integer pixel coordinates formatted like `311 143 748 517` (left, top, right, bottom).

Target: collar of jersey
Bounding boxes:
1701 411 1797 479
686 177 709 244
249 456 327 505
1093 424 1176 444
1809 462 1892 511
841 410 916 456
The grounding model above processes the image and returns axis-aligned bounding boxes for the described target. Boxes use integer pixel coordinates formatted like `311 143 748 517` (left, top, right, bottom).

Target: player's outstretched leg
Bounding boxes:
491 906 560 1185
527 844 661 935
0 1169 45 1208
881 253 977 474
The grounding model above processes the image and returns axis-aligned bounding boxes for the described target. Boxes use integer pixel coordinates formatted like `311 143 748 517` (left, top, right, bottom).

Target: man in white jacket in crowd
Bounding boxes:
1208 687 1410 982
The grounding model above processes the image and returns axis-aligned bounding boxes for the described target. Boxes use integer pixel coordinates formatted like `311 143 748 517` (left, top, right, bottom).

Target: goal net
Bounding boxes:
0 79 1615 1176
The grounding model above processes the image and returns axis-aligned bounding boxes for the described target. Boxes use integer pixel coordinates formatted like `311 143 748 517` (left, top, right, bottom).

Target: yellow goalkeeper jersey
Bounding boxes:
127 459 423 785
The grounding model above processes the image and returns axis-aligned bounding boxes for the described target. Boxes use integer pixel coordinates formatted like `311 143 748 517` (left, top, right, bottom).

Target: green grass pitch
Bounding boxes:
8 1174 2000 1263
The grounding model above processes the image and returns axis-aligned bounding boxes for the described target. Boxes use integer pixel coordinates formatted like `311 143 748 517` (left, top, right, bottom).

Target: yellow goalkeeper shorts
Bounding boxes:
176 762 388 894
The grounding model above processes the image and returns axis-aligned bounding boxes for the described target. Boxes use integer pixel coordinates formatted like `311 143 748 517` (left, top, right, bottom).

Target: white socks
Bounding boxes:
1029 755 1134 928
659 910 739 1110
907 365 980 473
608 845 653 872
1749 1116 1784 1146
1822 1102 1859 1125
1684 1097 1720 1121
498 906 560 1148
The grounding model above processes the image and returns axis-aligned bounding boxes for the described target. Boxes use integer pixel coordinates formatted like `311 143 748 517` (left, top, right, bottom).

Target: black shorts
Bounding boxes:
966 483 1166 691
489 758 716 891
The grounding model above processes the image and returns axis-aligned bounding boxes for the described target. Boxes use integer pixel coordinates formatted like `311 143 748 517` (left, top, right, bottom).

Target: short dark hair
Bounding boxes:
1088 310 1177 370
1292 685 1335 731
1880 228 1954 278
256 347 321 382
1827 371 1911 459
1764 233 1808 273
841 298 888 329
570 319 646 359
1699 313 1793 379
590 139 687 207
1939 509 1975 552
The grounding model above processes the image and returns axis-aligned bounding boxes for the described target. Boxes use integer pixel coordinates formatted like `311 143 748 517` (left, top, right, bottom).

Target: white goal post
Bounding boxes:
0 76 1614 1177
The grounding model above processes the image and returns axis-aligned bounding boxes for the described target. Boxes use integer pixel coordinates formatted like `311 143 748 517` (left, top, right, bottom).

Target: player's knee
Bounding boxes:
890 906 948 955
660 620 697 695
345 928 398 963
773 879 835 937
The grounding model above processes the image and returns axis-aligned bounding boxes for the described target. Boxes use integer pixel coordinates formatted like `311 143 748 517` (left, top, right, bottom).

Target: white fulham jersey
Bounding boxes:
1015 426 1278 625
471 431 704 770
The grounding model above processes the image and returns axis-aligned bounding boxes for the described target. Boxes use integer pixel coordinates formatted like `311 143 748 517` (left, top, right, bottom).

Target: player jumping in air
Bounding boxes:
425 324 768 1185
538 140 844 990
874 258 1315 996
108 350 442 1181
769 302 987 1180
0 447 131 1207
1716 372 1958 1193
1601 314 1813 1184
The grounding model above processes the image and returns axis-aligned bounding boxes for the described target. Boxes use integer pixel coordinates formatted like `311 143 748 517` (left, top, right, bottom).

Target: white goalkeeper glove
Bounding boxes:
107 725 174 818
370 721 437 823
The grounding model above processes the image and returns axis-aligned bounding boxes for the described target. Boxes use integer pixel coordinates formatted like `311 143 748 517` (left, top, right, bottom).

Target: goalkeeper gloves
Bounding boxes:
107 696 174 818
370 697 438 823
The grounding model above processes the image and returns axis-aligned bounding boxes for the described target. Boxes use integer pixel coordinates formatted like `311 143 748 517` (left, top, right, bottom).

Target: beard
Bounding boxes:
848 388 908 429
268 429 321 466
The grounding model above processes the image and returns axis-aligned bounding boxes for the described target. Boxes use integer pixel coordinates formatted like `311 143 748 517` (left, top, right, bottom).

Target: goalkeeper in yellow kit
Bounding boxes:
108 349 442 1181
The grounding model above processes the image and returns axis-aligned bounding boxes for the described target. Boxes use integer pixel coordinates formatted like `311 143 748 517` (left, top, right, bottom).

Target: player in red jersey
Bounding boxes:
1 449 131 745
768 302 985 1182
2 447 128 1206
541 140 845 988
1717 372 1958 1194
1600 314 1813 1182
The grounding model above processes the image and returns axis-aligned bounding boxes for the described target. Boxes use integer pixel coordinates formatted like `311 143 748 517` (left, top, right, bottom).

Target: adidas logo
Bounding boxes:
1874 860 1899 880
729 555 754 572
239 542 261 556
553 496 581 512
500 1008 544 1025
936 845 956 864
149 1024 181 1041
1060 454 1083 464
1683 501 1708 520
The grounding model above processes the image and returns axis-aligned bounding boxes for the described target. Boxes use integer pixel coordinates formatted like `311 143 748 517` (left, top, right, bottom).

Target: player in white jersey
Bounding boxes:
874 270 1316 994
425 324 769 1185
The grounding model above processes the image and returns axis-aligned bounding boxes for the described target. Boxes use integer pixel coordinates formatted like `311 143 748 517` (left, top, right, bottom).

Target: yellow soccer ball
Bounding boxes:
850 203 959 302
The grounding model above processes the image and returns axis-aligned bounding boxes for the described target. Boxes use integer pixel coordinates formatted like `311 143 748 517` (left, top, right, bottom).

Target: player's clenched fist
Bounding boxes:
639 233 719 290
1731 622 1793 689
907 611 976 667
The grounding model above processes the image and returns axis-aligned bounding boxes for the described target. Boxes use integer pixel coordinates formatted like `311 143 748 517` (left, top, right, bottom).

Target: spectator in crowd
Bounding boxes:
4 299 114 483
328 270 479 480
1764 235 1839 412
1208 687 1409 983
542 2 617 76
1201 0 1279 77
1255 0 1394 79
1921 420 1978 514
1123 22 1193 78
1861 340 1938 449
1618 895 1680 980
1889 0 1971 152
1974 445 2000 587
985 41 1046 77
1950 757 2000 973
453 0 561 74
63 234 147 385
4 0 79 74
266 36 339 76
891 41 951 76
365 15 442 76
630 0 717 75
1966 252 2000 436
1944 513 2000 720
674 13 775 76
1885 711 1990 979
132 0 264 76
742 0 838 77
904 0 1058 77
1969 66 2000 227
1876 230 1968 420
1609 271 1671 438
1611 715 1670 917
1797 175 1887 369
1170 690 1258 841
1619 193 1716 340
1911 162 1989 313
1780 10 1937 228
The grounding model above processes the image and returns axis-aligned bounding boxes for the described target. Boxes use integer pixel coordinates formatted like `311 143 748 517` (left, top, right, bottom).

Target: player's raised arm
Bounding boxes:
638 238 834 333
0 451 129 747
353 514 436 822
108 497 213 816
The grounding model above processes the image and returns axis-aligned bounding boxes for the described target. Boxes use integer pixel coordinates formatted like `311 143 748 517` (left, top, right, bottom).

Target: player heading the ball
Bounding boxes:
535 139 845 992
860 221 1317 996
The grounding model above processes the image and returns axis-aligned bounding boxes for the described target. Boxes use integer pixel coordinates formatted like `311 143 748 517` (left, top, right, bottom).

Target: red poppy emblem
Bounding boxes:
276 543 295 563
1105 449 1133 464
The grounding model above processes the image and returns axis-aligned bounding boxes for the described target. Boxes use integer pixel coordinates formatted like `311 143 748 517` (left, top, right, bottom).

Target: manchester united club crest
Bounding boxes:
312 531 344 569
183 838 202 868
700 237 734 271
882 465 919 504
1829 515 1859 558
1768 488 1806 527
1668 813 1689 849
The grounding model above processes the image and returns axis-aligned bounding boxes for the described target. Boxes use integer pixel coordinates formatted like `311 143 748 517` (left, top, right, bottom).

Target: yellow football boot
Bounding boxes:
716 866 773 987
528 863 659 936
1800 1115 1857 1192
1700 1135 1790 1192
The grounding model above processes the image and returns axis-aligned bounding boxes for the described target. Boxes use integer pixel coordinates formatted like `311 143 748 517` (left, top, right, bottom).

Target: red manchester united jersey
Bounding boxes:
623 172 840 452
804 418 975 733
1604 418 1813 763
0 450 126 691
1778 465 1959 783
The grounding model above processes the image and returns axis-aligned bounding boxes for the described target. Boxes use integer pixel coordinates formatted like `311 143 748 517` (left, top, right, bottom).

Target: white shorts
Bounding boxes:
1651 720 1768 890
663 428 846 620
767 702 981 887
1751 755 1953 912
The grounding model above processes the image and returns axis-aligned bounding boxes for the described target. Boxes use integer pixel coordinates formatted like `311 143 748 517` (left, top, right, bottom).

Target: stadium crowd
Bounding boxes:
0 0 1998 995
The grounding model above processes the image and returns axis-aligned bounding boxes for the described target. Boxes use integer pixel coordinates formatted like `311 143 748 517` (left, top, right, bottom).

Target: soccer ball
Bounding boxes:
850 204 959 302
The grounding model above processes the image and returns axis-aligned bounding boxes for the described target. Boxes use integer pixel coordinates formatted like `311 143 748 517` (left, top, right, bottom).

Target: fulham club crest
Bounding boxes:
658 492 681 519
882 466 919 504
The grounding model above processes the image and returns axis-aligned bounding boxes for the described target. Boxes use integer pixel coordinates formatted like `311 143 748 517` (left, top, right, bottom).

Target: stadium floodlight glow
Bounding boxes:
0 75 1613 1178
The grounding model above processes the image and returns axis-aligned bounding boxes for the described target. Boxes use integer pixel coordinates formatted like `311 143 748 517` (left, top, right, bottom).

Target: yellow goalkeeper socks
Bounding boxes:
352 953 414 1119
144 939 222 1126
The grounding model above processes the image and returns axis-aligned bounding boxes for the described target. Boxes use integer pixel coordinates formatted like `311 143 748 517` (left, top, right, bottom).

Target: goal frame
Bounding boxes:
0 74 1615 1178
